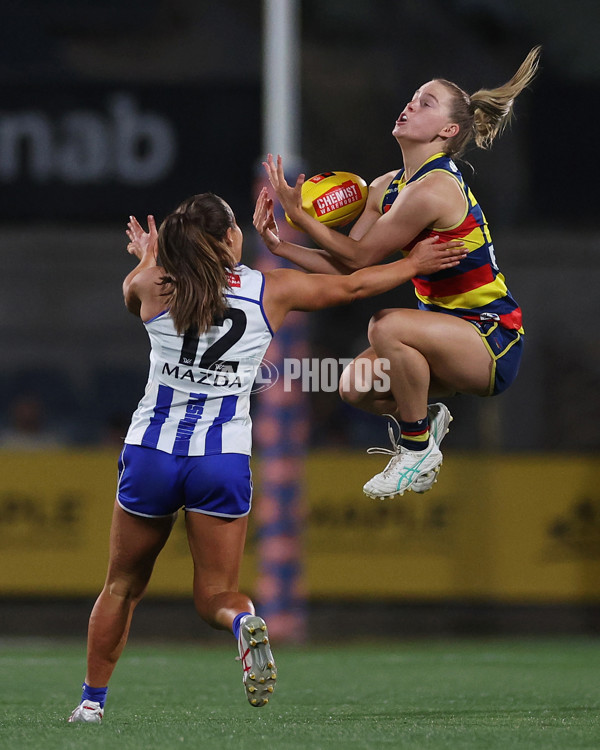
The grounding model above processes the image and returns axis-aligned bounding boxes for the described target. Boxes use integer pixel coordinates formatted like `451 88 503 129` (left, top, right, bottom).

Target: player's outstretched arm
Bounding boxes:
253 187 352 275
263 154 436 270
122 215 160 315
263 236 466 330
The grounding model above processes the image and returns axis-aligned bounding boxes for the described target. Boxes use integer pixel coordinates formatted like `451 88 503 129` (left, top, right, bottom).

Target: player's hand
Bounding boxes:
407 236 467 275
126 215 158 262
262 153 304 221
253 187 282 254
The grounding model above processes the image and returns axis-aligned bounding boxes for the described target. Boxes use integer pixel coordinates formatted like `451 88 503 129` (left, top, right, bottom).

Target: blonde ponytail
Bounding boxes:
438 46 541 159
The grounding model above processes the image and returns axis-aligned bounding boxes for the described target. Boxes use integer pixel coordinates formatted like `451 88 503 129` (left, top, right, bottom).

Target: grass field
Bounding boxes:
2 637 600 749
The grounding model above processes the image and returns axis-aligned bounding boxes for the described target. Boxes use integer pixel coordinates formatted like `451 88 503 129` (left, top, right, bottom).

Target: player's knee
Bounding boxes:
368 309 405 349
338 361 363 406
339 382 362 407
106 576 148 603
192 586 220 619
192 596 209 622
105 560 154 602
192 588 233 628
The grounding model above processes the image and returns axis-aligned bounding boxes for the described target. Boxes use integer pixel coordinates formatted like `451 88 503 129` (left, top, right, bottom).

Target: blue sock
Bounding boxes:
232 611 252 640
400 417 430 451
81 682 108 708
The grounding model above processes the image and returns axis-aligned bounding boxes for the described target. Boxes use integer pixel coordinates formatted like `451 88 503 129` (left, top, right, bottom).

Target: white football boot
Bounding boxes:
237 615 277 707
68 699 104 723
412 403 452 494
363 435 443 499
363 415 443 499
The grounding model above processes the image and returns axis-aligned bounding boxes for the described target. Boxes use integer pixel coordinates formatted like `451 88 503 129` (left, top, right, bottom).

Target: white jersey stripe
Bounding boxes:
204 394 239 455
141 384 174 449
125 264 272 456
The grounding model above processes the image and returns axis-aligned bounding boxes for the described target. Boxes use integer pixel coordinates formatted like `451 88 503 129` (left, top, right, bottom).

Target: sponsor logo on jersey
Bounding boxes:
162 362 242 389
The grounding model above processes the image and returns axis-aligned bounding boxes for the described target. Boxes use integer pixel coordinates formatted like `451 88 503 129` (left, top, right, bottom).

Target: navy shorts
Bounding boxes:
469 320 524 396
117 444 252 518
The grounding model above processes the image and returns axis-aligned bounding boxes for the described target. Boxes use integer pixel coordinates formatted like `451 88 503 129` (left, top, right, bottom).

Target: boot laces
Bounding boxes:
366 415 406 477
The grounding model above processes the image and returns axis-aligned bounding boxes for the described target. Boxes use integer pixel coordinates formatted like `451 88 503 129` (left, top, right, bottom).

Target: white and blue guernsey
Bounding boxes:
124 265 273 457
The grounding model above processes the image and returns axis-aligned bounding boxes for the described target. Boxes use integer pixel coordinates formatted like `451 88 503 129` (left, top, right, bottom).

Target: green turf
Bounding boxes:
1 638 600 749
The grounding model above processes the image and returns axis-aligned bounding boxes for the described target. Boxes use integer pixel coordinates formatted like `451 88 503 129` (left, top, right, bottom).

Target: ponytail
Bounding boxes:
438 46 541 159
158 194 237 335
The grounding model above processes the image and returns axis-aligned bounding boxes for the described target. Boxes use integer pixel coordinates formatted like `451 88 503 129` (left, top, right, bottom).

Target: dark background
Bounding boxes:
0 0 598 451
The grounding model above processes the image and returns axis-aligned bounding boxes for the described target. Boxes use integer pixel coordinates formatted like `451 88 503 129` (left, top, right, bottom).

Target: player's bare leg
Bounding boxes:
86 504 175 685
342 309 493 498
185 512 277 707
185 512 253 630
367 308 493 405
69 503 175 722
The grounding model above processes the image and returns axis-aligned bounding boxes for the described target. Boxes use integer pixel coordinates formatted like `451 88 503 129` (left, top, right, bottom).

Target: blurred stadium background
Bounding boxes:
1 0 600 642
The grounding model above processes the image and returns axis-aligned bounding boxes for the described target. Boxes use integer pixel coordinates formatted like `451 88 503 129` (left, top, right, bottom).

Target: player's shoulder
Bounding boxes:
366 169 402 207
262 267 308 299
230 263 263 288
235 263 260 278
134 264 163 283
227 264 267 302
124 266 164 317
412 169 463 203
262 266 298 286
370 169 402 189
129 266 163 297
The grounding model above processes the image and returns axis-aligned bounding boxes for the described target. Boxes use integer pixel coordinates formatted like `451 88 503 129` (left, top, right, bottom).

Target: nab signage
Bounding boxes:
0 83 260 221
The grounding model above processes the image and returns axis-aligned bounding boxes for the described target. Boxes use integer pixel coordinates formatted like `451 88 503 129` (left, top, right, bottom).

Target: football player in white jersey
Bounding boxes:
69 192 465 723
